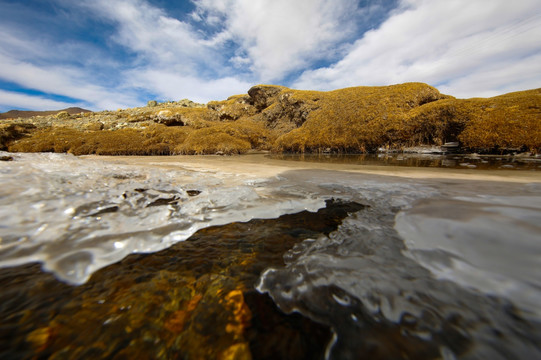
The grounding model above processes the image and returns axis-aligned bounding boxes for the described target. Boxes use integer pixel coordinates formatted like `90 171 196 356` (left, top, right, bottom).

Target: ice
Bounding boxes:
395 195 541 319
0 152 325 284
256 171 541 359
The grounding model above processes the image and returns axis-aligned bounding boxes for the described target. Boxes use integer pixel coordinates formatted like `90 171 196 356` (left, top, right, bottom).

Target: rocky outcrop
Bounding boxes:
247 85 285 110
207 95 257 121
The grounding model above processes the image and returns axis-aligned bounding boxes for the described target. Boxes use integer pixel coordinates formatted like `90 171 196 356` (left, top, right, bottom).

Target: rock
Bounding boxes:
154 110 185 126
84 122 104 131
2 83 541 155
55 111 70 119
0 200 359 359
177 99 204 108
207 95 257 121
0 155 13 161
247 85 286 110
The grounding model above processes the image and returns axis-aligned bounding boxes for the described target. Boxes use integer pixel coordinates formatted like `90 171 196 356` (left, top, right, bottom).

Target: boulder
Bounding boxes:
247 85 286 110
56 111 70 119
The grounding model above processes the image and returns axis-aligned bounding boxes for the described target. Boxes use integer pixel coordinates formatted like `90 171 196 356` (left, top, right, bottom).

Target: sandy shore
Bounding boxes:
83 153 541 184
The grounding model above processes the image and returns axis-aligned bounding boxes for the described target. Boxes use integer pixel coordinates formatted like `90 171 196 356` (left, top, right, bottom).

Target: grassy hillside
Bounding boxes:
2 83 540 155
0 107 91 120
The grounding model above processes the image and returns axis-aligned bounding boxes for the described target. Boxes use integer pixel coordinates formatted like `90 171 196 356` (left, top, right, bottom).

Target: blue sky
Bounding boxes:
0 0 540 112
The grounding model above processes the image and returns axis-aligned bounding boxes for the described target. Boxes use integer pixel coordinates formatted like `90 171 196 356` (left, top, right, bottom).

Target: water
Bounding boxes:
270 152 541 170
1 151 540 359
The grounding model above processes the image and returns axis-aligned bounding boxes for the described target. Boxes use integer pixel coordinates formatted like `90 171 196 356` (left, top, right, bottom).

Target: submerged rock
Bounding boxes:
0 200 362 359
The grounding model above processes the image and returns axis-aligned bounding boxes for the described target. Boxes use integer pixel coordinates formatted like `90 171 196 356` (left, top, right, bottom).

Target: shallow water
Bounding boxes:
271 152 541 170
0 152 540 359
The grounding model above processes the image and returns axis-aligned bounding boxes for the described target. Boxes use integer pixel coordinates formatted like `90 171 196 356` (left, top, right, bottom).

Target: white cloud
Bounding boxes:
193 0 360 81
78 0 212 71
0 90 79 111
127 69 252 102
294 0 541 97
2 0 540 112
0 53 140 110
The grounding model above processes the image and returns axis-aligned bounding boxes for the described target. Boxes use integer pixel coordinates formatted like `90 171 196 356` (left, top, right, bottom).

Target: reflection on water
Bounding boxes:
1 152 540 359
270 153 541 170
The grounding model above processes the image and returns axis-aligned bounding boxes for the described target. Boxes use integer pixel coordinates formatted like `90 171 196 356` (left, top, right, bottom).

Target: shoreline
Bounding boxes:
83 153 541 184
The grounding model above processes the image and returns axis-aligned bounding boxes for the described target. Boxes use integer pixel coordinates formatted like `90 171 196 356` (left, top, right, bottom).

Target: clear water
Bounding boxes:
1 151 540 359
270 152 541 170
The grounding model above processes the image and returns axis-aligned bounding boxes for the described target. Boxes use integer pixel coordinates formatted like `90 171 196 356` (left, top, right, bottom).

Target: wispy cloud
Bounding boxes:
0 52 140 110
0 0 540 112
126 69 251 103
192 0 361 82
0 90 80 111
77 0 210 70
294 0 541 97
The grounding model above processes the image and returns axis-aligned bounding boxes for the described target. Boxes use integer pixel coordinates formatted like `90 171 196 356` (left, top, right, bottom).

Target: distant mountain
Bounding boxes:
0 107 92 119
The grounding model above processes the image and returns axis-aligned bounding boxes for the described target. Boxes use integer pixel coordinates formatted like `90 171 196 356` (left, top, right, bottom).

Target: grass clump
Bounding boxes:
177 119 271 154
274 83 448 152
458 89 541 152
0 123 36 150
8 124 192 155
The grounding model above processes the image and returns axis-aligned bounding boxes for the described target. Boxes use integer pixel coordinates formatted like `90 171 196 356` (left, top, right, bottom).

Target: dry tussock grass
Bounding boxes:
274 83 449 152
177 119 271 154
274 84 541 153
9 124 192 155
5 84 540 155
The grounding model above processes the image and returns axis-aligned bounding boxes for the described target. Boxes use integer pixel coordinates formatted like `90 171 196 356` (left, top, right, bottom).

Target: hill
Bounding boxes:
1 84 540 155
0 107 91 120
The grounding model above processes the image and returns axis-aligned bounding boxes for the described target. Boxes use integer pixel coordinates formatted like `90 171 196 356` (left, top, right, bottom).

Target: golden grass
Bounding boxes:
5 83 540 155
177 119 271 154
274 83 449 152
274 84 541 153
9 124 192 155
8 120 271 156
0 123 36 150
458 89 541 151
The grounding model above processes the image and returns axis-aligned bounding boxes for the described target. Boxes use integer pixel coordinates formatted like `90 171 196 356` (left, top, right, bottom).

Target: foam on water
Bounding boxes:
0 152 326 284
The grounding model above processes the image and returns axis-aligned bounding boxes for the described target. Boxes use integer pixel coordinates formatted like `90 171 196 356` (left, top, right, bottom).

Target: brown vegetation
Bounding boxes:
3 83 541 155
9 125 192 155
0 107 91 120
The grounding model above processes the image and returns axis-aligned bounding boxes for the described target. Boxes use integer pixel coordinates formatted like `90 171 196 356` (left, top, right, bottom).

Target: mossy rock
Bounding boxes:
55 111 70 119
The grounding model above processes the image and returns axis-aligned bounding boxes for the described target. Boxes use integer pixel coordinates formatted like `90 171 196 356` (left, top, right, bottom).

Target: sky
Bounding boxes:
0 0 540 112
